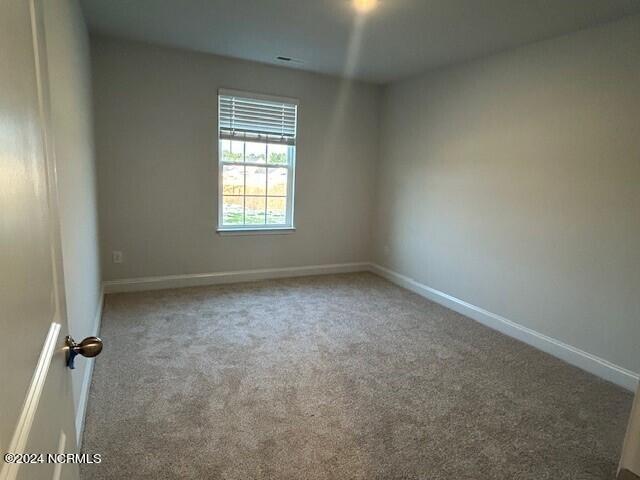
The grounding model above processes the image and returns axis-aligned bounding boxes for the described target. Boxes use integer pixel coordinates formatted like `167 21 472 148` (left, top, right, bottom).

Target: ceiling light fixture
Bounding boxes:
353 0 378 14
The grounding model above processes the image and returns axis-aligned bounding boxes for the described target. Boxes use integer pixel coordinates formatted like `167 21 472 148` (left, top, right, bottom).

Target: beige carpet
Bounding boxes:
81 273 632 479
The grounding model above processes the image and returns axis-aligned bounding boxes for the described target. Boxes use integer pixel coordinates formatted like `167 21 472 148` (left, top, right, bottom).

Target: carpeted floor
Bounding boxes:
81 273 632 479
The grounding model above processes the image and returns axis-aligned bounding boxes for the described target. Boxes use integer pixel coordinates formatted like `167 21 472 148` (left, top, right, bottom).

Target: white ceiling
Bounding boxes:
79 0 640 83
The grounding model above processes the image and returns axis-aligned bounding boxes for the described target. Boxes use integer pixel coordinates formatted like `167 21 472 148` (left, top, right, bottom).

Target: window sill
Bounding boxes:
216 227 296 236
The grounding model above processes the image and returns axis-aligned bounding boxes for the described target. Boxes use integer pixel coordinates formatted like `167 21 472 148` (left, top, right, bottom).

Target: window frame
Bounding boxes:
216 90 297 233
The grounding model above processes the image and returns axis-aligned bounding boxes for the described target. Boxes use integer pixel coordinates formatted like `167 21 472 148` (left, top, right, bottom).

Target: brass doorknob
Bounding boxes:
65 335 103 369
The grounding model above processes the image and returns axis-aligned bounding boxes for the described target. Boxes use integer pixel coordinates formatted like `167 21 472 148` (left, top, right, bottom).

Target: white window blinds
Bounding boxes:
218 89 298 146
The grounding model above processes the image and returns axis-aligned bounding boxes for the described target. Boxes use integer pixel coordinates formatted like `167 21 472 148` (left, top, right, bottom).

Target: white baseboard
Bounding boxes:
74 286 104 448
103 262 370 294
369 263 639 392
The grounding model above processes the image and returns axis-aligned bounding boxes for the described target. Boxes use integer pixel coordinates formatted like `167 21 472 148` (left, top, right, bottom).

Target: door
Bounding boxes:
0 1 79 480
619 385 640 479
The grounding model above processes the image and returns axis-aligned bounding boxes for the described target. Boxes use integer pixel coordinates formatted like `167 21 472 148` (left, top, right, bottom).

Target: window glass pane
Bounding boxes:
222 165 244 195
224 140 244 163
267 197 286 225
267 144 288 165
245 141 266 164
220 139 232 162
245 196 266 224
245 166 266 195
267 167 287 196
222 196 244 225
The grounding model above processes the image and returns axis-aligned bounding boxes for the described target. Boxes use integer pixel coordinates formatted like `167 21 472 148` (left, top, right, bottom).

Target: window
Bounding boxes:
218 89 298 231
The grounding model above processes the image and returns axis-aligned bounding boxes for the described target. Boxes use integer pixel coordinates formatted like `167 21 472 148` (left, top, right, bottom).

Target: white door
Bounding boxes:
0 1 80 480
619 386 640 479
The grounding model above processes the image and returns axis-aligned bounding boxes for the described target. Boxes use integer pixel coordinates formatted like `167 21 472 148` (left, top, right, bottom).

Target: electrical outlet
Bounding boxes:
112 250 123 264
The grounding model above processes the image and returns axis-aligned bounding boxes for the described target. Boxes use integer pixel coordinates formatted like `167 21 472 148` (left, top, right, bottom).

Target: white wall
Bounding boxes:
374 15 640 376
91 36 380 281
42 0 102 428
